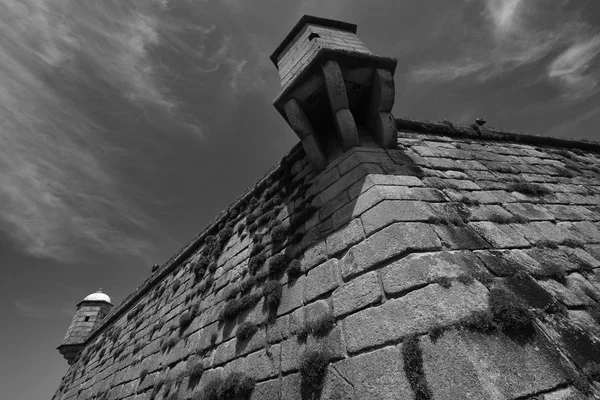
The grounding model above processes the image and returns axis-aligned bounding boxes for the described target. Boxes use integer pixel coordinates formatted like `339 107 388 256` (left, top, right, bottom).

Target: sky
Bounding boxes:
1 1 599 399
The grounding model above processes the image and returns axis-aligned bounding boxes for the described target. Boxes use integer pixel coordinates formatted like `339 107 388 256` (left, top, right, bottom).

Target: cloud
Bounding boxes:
0 0 176 262
409 0 599 97
14 298 74 319
548 34 600 99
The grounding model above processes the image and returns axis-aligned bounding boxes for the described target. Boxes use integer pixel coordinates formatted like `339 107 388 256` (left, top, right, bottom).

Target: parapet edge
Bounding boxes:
396 117 600 153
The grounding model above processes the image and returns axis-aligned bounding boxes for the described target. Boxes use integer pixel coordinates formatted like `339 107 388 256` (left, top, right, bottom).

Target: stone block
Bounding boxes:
361 200 435 235
310 167 340 197
467 204 514 221
334 109 360 150
343 281 488 353
337 151 393 176
303 259 340 303
321 345 413 399
420 329 567 399
322 60 349 113
243 344 281 380
374 111 398 149
341 222 442 280
469 222 531 248
545 205 599 221
288 308 305 336
537 280 590 307
316 163 383 206
381 251 486 296
332 271 381 317
277 276 305 316
250 378 281 400
280 337 303 373
281 373 302 400
319 190 350 221
306 325 346 361
213 339 236 366
503 203 556 221
301 135 327 173
325 219 364 257
433 224 491 250
474 249 542 276
300 241 327 272
267 314 289 344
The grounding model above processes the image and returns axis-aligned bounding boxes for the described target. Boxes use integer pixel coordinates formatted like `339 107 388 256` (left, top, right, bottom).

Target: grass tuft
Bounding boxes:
488 288 535 336
534 262 567 284
488 213 529 224
263 280 282 310
437 276 452 289
249 253 266 275
297 312 335 341
535 240 559 249
562 238 585 249
456 274 475 285
272 224 288 243
287 259 303 279
459 196 480 206
139 368 149 382
269 253 289 275
507 182 551 196
402 335 432 400
236 321 258 341
299 348 330 396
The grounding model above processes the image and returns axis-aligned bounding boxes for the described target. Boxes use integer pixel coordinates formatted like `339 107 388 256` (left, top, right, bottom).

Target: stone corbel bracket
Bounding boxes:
274 49 398 173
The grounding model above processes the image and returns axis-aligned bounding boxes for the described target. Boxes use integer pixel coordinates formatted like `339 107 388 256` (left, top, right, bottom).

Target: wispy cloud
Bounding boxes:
14 298 74 319
0 0 177 262
409 0 600 100
548 33 600 99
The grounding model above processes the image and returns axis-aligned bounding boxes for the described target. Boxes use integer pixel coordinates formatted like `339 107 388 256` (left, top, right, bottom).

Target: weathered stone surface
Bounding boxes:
503 202 556 220
381 251 486 296
243 344 281 380
475 249 542 276
250 377 281 400
322 60 349 113
316 163 383 206
300 240 327 272
343 281 488 353
280 337 302 373
325 219 364 257
332 271 381 317
281 373 301 400
467 205 514 221
322 345 413 399
470 222 531 248
303 259 340 303
334 109 360 151
277 276 305 316
537 279 591 307
421 329 567 399
433 224 491 250
341 222 442 280
361 200 436 235
337 152 394 176
542 387 587 400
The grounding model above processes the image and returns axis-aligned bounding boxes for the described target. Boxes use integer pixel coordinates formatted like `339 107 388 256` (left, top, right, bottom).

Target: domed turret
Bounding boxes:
81 289 111 304
57 289 113 365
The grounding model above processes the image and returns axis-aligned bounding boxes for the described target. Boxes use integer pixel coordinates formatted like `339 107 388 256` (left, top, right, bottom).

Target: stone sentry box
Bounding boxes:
271 15 399 172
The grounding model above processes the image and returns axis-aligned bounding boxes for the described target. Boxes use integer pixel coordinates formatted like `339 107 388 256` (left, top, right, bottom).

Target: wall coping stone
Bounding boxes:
396 117 600 154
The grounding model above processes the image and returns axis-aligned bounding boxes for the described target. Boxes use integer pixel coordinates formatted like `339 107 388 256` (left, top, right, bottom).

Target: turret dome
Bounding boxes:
82 289 111 304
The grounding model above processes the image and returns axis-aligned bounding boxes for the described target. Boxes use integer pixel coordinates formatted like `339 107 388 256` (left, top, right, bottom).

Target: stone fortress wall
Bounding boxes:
53 117 600 400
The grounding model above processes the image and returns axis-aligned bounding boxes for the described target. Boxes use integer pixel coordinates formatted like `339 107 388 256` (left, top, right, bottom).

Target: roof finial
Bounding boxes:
97 288 103 293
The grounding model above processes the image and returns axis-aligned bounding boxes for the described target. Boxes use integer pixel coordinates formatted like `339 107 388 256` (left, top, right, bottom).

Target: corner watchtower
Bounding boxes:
57 289 113 365
271 15 398 172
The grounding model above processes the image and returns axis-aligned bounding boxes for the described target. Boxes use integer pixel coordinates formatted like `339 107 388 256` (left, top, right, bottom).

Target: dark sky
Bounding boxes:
1 1 599 399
